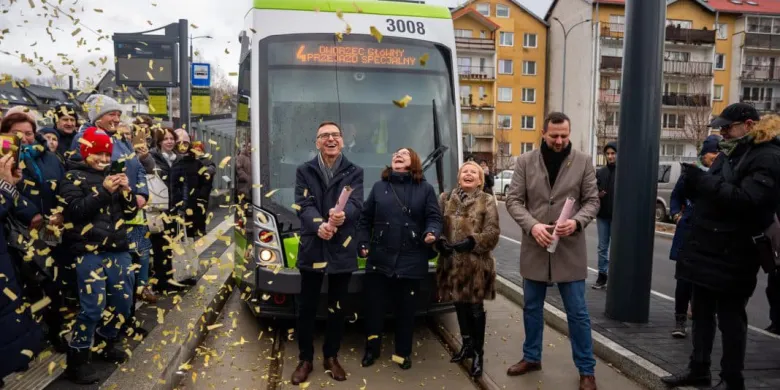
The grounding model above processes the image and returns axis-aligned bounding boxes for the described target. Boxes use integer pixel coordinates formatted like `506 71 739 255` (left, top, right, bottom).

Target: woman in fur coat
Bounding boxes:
436 161 500 378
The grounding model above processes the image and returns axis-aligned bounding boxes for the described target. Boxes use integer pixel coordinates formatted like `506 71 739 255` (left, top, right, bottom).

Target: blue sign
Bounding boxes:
191 63 211 87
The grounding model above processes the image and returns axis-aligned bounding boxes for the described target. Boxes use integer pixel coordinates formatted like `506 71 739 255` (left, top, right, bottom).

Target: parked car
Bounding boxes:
493 169 513 195
656 162 683 222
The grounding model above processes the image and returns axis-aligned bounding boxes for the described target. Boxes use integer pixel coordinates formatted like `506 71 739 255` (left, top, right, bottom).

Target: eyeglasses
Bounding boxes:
393 150 410 157
721 122 742 131
317 132 342 140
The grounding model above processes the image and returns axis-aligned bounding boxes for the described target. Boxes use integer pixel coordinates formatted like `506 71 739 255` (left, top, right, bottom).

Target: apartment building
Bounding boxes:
547 0 780 162
452 0 547 170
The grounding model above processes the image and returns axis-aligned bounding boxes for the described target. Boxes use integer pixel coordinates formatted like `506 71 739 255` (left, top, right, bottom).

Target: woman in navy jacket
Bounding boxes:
357 147 442 370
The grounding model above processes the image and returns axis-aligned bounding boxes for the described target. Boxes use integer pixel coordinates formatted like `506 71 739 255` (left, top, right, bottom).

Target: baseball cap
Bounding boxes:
708 103 761 128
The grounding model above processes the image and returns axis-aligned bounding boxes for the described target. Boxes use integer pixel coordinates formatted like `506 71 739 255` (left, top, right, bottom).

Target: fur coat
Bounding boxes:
436 188 500 303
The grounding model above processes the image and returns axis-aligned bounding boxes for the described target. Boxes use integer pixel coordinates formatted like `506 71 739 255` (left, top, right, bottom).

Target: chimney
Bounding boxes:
68 76 74 92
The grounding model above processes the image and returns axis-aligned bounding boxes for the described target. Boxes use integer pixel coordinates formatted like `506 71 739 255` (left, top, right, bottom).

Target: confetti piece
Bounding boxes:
94 8 103 13
343 236 352 247
370 26 383 43
313 262 327 269
31 296 51 313
71 28 81 37
300 382 311 389
21 349 33 358
420 53 429 66
394 95 412 108
368 335 379 340
147 71 155 80
218 156 231 168
3 287 17 301
335 32 343 42
291 204 301 211
48 361 56 375
392 355 405 364
207 323 223 331
81 223 93 235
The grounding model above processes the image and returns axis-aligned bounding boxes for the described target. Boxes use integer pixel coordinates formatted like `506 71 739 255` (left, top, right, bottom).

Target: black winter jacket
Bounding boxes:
357 172 443 279
151 149 183 211
294 155 364 274
175 153 214 211
677 135 780 297
60 162 138 254
596 163 616 220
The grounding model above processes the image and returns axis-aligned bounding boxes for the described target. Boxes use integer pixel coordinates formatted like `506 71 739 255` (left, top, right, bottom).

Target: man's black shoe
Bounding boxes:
661 369 711 387
591 273 607 290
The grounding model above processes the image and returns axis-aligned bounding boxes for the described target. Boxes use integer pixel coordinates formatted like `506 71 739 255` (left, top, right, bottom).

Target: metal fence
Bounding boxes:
190 117 235 191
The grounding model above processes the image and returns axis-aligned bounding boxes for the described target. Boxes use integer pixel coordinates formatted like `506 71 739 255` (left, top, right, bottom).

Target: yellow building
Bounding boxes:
452 0 548 170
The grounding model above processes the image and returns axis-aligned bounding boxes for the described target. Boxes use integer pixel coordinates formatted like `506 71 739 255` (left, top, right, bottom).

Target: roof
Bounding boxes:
452 7 501 30
0 82 36 106
22 84 72 103
452 0 548 26
253 0 452 19
593 0 780 15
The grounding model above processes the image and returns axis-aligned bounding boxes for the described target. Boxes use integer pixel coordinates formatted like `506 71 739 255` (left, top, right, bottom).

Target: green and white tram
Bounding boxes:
233 0 463 318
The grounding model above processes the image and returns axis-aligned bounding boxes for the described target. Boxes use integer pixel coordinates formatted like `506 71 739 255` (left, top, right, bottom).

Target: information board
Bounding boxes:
114 37 178 88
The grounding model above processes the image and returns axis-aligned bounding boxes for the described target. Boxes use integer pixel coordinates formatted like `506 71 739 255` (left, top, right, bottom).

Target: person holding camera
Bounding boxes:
662 105 780 390
436 160 500 378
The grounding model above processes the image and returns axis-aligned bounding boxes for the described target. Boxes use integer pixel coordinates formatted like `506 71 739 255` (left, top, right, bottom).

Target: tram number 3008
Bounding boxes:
386 19 426 35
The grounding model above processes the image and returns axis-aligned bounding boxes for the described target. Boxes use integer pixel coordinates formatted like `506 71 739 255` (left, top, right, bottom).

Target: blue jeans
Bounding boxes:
596 218 611 275
135 250 151 286
522 279 596 375
70 252 134 349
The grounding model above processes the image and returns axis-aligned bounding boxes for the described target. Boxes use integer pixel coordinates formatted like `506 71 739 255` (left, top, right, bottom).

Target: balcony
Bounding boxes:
599 89 622 104
744 33 780 51
455 37 495 52
739 96 780 113
663 61 713 77
600 56 623 71
661 129 689 140
463 123 494 137
600 23 715 45
662 92 710 107
458 65 495 80
459 95 494 110
741 65 780 82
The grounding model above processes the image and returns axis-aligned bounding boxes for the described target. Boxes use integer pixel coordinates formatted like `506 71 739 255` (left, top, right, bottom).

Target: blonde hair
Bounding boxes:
751 113 780 144
458 161 485 188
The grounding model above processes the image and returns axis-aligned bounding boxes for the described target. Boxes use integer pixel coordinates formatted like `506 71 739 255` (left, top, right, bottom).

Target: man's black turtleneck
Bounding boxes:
541 141 572 188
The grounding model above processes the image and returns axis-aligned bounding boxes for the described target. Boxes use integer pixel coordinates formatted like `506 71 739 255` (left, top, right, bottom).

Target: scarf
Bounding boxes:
718 135 752 156
20 144 44 184
317 152 342 186
162 151 177 166
540 142 572 188
695 159 710 172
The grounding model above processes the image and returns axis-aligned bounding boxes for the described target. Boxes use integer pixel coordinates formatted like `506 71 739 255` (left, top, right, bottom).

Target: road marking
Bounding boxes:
498 235 780 341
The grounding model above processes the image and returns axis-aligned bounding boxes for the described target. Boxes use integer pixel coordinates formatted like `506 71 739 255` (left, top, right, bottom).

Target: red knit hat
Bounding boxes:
80 126 113 159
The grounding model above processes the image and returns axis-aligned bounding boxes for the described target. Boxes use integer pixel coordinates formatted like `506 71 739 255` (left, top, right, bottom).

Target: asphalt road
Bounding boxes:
496 201 773 330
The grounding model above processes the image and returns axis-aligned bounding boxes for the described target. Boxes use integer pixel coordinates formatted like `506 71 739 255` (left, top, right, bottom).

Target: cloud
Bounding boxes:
0 0 246 86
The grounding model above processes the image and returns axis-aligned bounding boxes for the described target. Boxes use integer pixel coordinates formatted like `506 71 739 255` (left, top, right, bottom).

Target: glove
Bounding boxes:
435 238 453 257
451 236 476 253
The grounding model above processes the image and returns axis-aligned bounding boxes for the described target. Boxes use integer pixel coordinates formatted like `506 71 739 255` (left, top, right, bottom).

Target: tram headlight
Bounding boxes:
259 249 274 262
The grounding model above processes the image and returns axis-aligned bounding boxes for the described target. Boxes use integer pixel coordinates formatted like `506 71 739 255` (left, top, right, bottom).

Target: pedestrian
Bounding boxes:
290 121 364 385
60 127 138 384
668 134 721 339
505 112 600 390
172 129 214 239
436 161 500 378
479 159 494 195
592 142 617 290
357 147 442 370
662 105 780 390
768 204 780 335
51 104 79 159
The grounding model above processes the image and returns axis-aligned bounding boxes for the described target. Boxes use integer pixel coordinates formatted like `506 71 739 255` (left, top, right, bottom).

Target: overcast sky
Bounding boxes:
0 0 552 89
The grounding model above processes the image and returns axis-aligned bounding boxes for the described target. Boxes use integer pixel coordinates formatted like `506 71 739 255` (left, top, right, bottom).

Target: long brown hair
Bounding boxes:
382 147 424 183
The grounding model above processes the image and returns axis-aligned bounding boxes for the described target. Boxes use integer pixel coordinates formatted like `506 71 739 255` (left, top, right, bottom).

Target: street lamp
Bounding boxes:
552 17 592 113
189 35 213 62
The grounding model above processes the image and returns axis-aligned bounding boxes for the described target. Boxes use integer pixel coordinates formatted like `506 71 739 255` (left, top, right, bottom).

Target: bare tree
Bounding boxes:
494 128 512 171
676 78 713 152
210 65 237 115
33 75 69 88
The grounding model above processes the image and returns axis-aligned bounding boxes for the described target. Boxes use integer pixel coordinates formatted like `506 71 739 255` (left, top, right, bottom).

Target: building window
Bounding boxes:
663 82 689 94
609 15 625 25
498 87 513 102
521 116 535 130
666 19 693 29
498 59 513 74
715 53 725 70
662 113 685 129
521 143 534 154
661 144 684 157
523 33 537 48
498 115 512 129
455 29 472 38
499 32 514 46
714 85 723 101
606 111 620 126
480 30 486 38
664 51 690 62
476 3 490 17
715 23 728 40
496 4 510 18
522 88 536 103
498 142 511 156
523 61 537 75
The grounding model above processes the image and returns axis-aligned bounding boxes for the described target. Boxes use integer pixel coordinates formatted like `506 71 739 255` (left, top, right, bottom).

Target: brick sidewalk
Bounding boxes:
493 239 780 389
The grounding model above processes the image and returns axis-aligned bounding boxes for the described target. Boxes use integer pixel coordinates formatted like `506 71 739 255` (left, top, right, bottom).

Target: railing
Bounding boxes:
601 23 715 45
599 88 622 103
600 56 623 70
739 96 780 112
662 92 710 107
744 33 780 50
663 60 713 76
741 64 780 81
463 123 494 137
600 125 619 138
661 129 689 140
455 37 496 51
458 65 495 79
459 95 495 109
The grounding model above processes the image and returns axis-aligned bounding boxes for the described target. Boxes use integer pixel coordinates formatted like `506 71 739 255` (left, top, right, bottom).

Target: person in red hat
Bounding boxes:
59 126 139 384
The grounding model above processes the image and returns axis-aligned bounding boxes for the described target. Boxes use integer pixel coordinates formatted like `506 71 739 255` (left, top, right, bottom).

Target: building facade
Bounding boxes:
452 0 548 170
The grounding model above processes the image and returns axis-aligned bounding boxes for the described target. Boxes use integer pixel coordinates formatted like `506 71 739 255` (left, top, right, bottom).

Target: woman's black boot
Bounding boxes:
470 305 486 378
451 303 474 363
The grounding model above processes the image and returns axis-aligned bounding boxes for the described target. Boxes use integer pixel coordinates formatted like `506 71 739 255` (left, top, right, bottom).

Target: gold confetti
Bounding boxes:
393 95 412 108
420 53 429 66
313 262 327 269
370 26 383 43
71 28 81 37
147 71 155 80
367 335 379 340
335 32 343 42
218 156 231 168
392 355 405 364
265 189 279 198
81 223 93 235
94 8 104 13
48 361 56 375
343 236 352 247
20 349 33 358
206 323 223 331
31 296 51 313
291 204 301 211
3 287 17 301
190 24 199 29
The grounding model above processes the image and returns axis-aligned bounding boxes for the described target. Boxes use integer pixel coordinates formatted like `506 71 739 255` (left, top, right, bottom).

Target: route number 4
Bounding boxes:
386 19 426 35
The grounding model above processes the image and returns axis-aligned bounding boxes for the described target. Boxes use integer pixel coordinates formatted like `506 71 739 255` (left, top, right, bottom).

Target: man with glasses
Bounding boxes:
662 103 780 390
290 121 364 385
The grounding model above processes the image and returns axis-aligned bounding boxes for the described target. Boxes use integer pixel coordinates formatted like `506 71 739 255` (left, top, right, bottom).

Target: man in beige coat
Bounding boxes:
505 112 600 390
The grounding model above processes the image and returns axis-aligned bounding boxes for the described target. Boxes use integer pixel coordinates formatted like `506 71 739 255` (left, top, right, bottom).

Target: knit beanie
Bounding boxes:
85 94 122 123
80 127 113 160
38 127 59 139
174 128 191 143
5 105 38 122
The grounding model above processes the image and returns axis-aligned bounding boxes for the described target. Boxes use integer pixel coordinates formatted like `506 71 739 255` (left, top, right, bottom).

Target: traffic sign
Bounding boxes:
191 63 211 87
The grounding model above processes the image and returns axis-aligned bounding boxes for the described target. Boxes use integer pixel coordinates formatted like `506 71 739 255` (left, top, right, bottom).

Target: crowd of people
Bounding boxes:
0 93 215 385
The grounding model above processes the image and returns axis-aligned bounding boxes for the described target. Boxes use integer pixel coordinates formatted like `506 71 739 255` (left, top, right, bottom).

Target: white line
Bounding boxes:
499 235 780 341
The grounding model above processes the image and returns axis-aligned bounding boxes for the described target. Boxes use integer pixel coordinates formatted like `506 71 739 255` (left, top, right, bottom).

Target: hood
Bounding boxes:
749 117 780 144
603 141 617 154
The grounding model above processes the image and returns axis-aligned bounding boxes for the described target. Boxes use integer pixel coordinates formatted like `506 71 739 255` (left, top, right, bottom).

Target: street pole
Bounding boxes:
178 19 190 131
604 0 666 323
553 18 591 113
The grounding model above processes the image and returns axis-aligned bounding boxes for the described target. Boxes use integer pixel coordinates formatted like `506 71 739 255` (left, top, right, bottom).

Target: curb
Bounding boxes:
494 275 696 390
428 317 502 390
102 245 236 390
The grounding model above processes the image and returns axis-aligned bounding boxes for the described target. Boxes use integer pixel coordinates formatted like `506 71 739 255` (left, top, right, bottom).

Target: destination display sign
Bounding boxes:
268 40 442 70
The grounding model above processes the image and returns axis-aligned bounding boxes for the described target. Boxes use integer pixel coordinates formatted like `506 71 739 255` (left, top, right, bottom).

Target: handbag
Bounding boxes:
5 216 53 283
145 173 169 234
170 221 202 282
